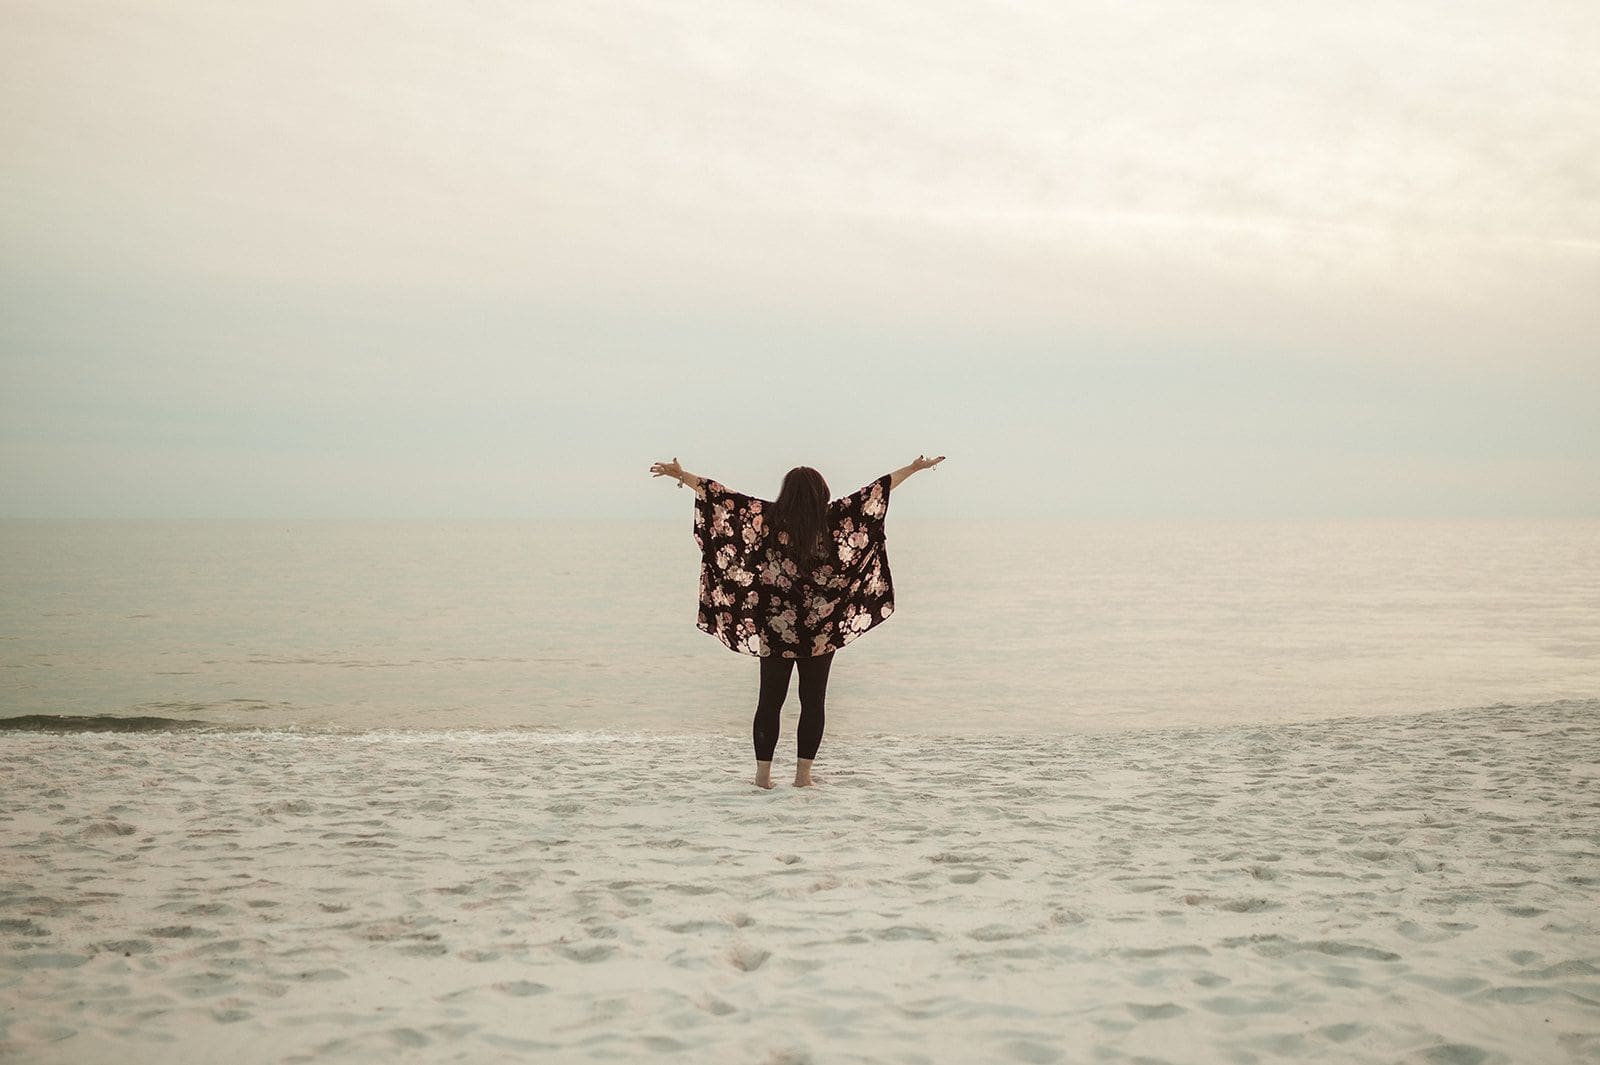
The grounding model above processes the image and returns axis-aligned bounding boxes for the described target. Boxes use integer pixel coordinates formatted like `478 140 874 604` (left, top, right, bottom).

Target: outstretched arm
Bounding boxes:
649 457 707 495
889 454 945 491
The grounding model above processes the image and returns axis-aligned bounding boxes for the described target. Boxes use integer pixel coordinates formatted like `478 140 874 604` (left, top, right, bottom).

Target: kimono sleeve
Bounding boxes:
828 474 892 532
693 480 729 553
693 480 767 555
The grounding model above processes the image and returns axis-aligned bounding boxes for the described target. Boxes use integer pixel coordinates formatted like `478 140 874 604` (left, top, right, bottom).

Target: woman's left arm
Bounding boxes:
888 454 945 490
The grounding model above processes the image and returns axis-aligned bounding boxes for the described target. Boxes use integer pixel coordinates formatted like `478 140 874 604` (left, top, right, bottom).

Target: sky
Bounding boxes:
1 0 1596 518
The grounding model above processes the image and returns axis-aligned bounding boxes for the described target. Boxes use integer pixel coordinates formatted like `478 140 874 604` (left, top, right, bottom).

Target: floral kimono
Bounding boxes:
692 475 894 658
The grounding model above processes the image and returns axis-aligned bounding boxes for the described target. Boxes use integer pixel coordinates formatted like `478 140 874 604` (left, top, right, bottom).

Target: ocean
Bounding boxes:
2 518 1596 735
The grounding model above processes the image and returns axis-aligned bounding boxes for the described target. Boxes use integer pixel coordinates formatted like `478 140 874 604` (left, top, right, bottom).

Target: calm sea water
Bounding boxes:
1 519 1596 736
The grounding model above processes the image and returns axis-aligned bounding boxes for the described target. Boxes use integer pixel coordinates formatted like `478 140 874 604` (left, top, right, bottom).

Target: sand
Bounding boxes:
2 701 1598 1064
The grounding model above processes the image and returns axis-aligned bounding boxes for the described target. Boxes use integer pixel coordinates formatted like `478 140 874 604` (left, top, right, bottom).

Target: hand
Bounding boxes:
650 457 686 487
911 454 946 471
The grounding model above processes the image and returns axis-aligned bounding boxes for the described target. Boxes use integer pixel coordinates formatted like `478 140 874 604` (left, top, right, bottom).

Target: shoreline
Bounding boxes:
2 695 1595 739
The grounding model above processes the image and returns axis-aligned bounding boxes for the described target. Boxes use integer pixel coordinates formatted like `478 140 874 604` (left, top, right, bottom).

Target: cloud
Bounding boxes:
1 0 1596 516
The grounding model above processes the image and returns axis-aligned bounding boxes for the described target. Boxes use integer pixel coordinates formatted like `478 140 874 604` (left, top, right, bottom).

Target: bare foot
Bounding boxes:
754 778 776 790
793 776 820 788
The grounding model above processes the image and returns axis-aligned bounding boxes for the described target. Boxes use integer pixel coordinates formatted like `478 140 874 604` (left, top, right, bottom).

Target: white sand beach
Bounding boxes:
3 701 1598 1064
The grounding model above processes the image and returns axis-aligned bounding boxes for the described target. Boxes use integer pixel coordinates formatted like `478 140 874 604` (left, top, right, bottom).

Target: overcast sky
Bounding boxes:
2 0 1596 518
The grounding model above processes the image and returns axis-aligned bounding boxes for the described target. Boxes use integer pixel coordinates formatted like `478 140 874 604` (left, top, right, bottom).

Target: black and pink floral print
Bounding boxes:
692 475 894 658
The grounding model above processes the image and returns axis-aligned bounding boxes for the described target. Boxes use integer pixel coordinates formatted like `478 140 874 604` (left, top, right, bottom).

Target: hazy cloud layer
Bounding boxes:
2 0 1596 516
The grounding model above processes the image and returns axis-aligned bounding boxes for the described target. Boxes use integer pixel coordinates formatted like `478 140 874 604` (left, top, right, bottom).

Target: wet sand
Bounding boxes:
2 701 1598 1063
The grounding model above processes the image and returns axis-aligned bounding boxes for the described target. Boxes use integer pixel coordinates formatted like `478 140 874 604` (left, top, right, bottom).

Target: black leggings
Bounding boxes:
753 651 834 762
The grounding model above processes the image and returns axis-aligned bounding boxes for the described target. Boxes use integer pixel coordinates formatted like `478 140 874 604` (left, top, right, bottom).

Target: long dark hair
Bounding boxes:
770 466 830 568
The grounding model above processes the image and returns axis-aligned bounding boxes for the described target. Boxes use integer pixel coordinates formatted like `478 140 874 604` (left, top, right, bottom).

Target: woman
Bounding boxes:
649 455 946 789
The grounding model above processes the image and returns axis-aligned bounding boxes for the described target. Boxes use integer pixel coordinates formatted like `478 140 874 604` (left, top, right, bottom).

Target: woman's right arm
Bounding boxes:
650 457 706 495
888 454 945 490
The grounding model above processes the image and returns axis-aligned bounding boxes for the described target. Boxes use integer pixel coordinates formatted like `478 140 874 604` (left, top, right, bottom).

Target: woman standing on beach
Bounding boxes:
650 456 945 789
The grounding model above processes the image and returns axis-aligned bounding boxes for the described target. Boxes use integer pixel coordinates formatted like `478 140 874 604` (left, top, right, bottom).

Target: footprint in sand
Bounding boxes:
761 1049 813 1065
967 924 1024 942
1479 985 1554 1005
1199 995 1292 1015
1404 973 1487 995
641 1036 690 1052
145 925 217 940
1524 959 1600 979
696 994 737 1016
1217 897 1277 913
1120 944 1208 959
1001 1038 1061 1063
728 944 770 972
1126 1002 1186 1020
399 941 450 957
554 942 614 963
79 821 136 838
295 968 349 982
1396 920 1458 943
494 980 550 996
928 851 979 864
1306 940 1400 962
875 925 938 942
